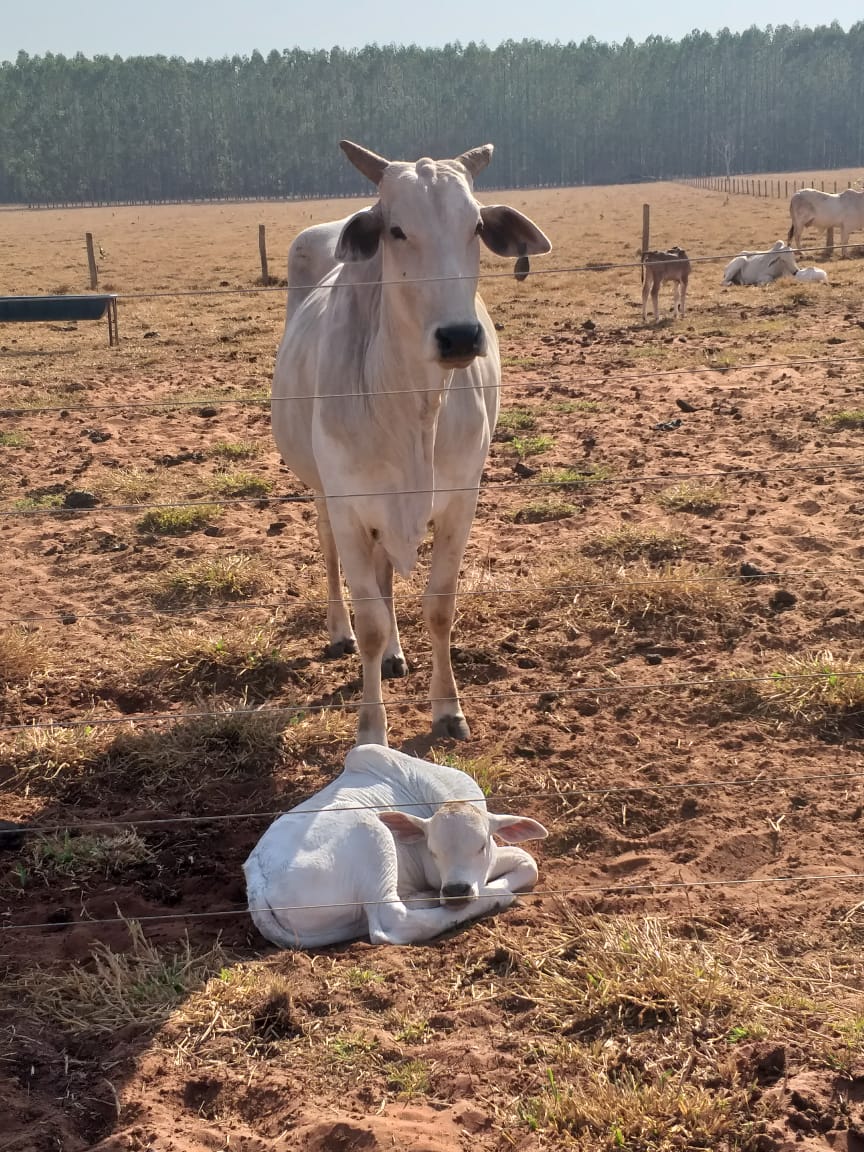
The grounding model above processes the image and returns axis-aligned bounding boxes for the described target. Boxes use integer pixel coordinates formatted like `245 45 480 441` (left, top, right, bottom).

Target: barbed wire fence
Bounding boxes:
2 227 863 942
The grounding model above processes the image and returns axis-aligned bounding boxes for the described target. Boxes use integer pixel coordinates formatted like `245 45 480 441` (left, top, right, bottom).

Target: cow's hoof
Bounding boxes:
324 638 357 659
431 715 471 741
381 654 408 679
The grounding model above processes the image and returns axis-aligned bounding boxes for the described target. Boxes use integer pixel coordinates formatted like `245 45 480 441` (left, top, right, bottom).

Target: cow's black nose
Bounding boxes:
441 882 473 900
435 324 483 362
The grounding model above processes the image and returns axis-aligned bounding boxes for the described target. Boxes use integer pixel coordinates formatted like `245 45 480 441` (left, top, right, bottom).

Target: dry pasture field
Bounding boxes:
1 172 864 1151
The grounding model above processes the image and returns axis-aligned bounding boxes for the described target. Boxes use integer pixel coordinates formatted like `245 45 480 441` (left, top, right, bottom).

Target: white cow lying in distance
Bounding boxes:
722 240 799 286
244 744 548 948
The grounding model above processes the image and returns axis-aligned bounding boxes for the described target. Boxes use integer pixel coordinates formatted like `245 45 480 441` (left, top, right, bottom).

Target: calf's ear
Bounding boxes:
479 206 551 258
336 205 384 262
487 813 549 843
378 811 429 844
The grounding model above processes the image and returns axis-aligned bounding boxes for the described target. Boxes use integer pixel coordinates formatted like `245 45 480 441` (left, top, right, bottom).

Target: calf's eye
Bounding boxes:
390 226 407 240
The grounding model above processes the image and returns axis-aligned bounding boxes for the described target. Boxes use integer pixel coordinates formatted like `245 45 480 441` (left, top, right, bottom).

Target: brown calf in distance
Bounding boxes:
641 246 691 323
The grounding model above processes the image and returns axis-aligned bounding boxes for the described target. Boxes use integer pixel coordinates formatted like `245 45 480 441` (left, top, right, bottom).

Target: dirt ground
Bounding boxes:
1 171 863 1151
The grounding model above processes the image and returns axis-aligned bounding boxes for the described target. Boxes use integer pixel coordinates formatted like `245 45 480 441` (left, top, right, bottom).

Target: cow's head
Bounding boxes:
334 140 551 369
379 801 547 906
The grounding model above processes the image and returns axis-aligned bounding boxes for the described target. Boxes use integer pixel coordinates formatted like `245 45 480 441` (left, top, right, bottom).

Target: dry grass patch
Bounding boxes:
596 560 745 639
655 482 727 515
0 709 291 800
0 627 49 688
824 409 864 430
717 650 864 734
208 439 262 461
430 747 512 796
134 624 300 700
99 466 156 504
137 503 222 535
584 525 691 563
510 498 580 524
492 913 864 1148
509 434 554 459
496 407 538 434
21 829 153 883
209 470 272 498
146 553 270 606
539 466 612 491
4 920 228 1035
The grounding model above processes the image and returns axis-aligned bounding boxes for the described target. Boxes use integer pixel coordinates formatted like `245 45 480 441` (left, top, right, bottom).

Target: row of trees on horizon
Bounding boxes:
1 23 863 204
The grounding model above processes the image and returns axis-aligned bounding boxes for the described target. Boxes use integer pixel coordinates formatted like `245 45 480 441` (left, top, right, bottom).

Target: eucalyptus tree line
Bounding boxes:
0 23 861 204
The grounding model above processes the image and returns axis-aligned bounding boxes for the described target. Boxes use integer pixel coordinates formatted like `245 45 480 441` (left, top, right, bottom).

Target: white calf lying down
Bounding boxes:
794 266 829 284
722 240 799 286
244 744 548 948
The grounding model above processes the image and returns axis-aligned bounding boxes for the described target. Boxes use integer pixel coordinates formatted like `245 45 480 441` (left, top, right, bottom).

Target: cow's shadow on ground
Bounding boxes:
0 698 488 1146
0 706 352 1145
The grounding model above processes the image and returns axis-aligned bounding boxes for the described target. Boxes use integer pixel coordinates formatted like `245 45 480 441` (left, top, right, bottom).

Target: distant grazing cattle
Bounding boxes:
722 241 799 286
272 140 550 747
788 187 864 257
640 247 691 322
244 743 549 948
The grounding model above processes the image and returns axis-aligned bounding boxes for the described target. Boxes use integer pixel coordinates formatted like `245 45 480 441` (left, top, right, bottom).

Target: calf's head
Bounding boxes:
379 801 548 905
335 140 551 369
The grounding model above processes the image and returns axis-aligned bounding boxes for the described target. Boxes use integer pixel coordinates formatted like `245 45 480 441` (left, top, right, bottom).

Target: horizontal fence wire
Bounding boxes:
105 242 836 301
1 669 863 736
5 354 864 418
2 459 862 520
0 566 854 630
11 769 864 837
2 871 863 935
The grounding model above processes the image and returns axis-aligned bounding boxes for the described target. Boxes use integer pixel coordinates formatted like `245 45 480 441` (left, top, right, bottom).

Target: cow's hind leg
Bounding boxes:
425 495 476 741
679 278 688 318
651 282 660 323
641 278 650 323
374 546 407 679
326 504 391 746
316 498 356 658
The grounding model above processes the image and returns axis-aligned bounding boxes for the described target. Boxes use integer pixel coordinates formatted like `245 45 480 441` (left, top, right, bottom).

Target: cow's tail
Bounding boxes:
639 252 645 284
787 223 795 244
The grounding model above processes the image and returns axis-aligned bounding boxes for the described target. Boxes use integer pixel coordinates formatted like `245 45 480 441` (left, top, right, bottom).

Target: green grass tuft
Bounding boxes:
137 504 222 535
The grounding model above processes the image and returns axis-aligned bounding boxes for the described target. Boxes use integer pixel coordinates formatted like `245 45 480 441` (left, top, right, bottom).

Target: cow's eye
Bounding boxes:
390 226 407 240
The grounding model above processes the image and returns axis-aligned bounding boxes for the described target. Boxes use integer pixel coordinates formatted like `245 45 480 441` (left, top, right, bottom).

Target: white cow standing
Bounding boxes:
788 187 864 258
721 241 799 286
243 744 548 948
272 141 551 747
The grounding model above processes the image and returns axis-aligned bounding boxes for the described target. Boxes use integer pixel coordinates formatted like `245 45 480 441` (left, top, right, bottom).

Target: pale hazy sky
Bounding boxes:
1 0 860 60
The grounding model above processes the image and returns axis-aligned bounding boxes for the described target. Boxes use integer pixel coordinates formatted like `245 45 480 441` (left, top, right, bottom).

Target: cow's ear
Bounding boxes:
378 811 429 844
336 205 384 262
479 206 551 258
487 813 549 843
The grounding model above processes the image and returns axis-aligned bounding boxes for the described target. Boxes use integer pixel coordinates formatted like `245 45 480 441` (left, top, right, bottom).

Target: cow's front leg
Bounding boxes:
367 891 514 945
425 494 477 741
373 546 407 679
486 845 540 894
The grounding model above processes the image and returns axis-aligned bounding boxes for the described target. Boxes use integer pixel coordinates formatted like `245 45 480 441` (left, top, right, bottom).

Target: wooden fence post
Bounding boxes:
258 224 269 284
641 203 650 256
85 233 98 289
